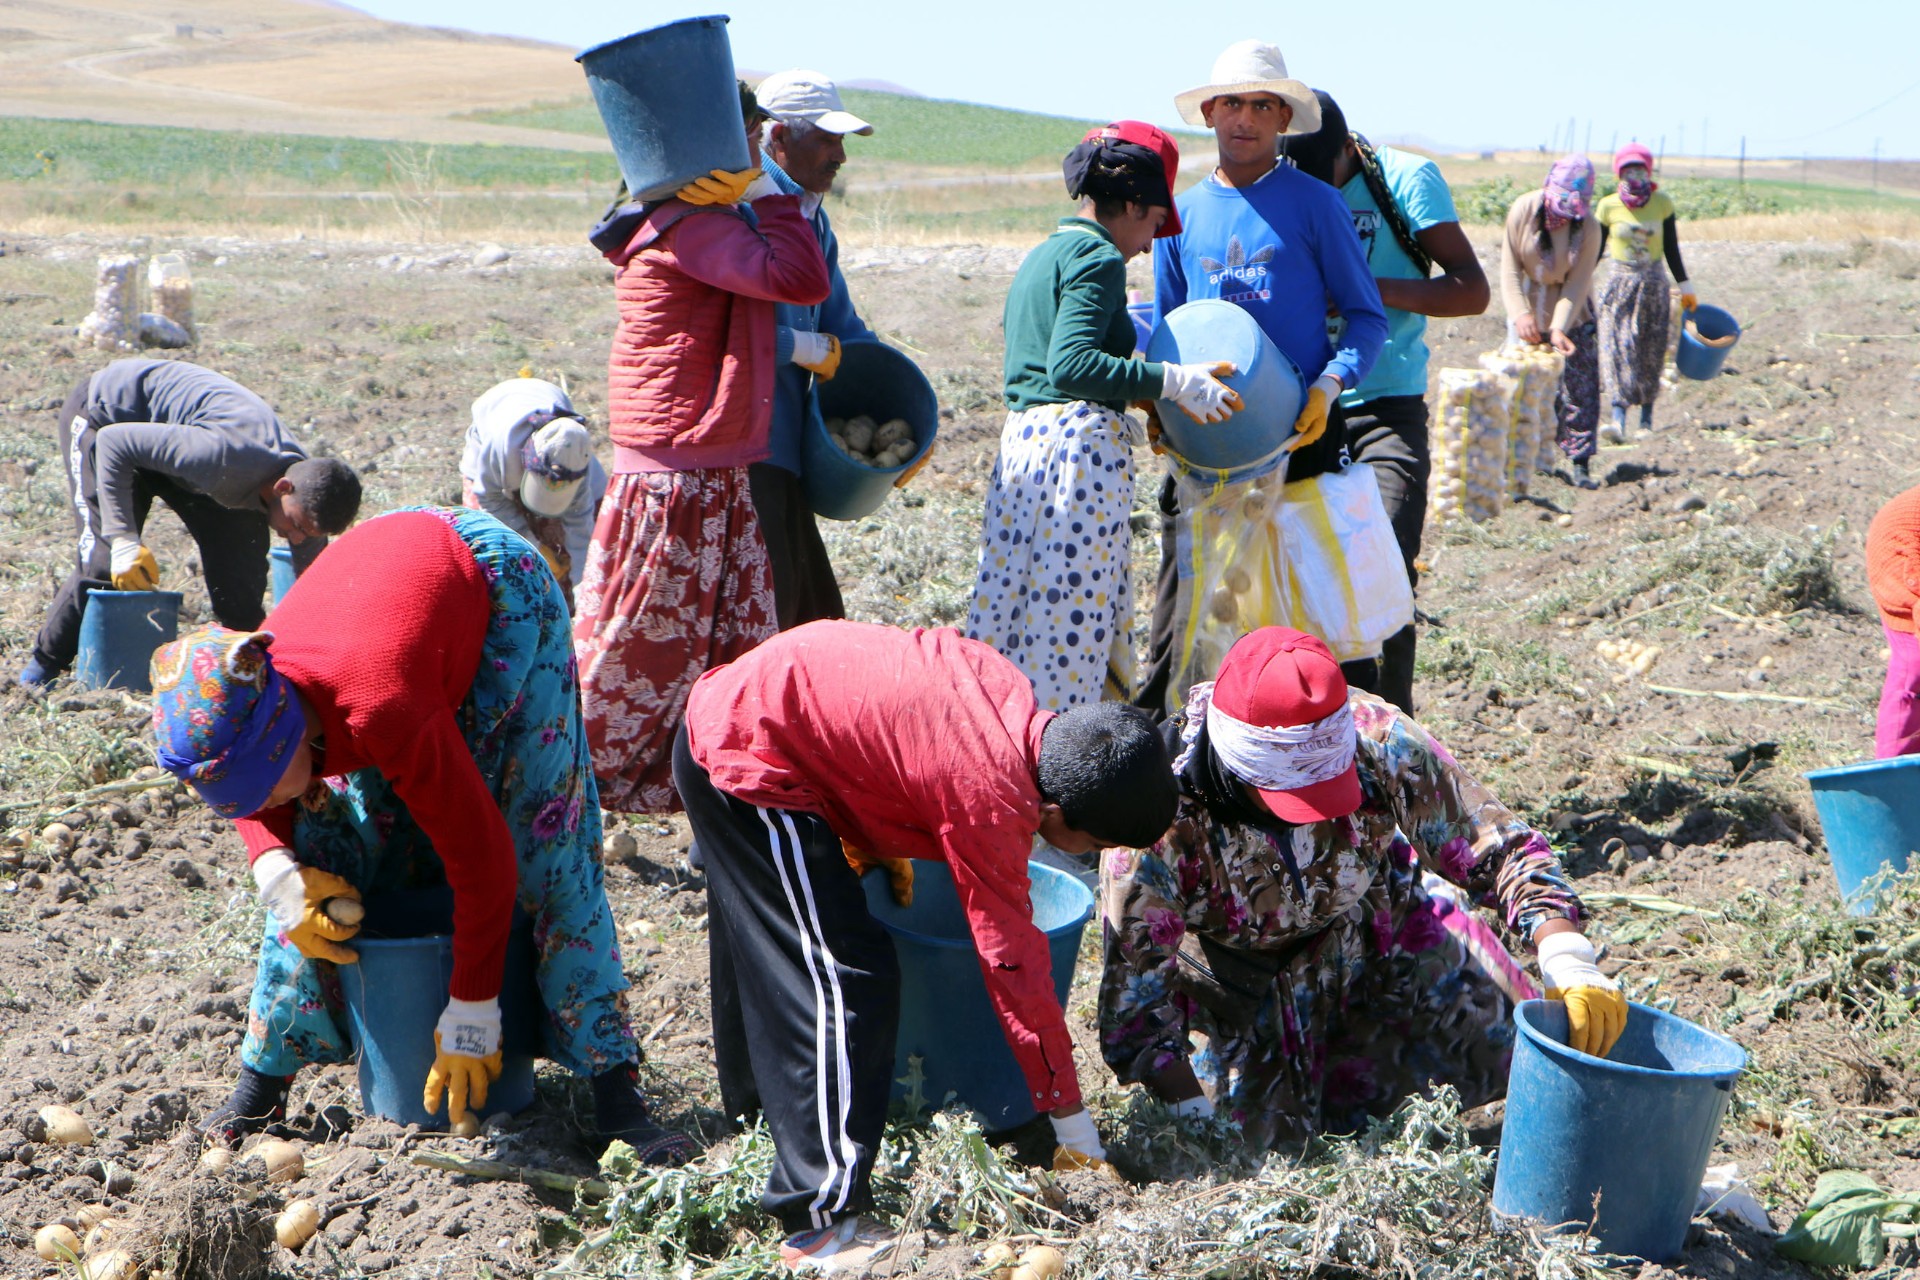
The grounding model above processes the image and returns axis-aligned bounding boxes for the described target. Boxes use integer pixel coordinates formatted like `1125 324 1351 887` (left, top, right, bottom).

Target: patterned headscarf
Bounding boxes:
151 626 307 818
1542 154 1595 226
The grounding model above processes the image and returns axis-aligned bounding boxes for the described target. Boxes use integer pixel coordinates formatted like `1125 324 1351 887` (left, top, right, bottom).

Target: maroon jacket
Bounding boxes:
603 194 830 472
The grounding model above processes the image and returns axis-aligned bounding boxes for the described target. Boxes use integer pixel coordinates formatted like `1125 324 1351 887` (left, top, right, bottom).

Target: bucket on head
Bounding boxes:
1493 999 1746 1261
1805 756 1920 914
577 17 751 204
337 907 543 1129
804 340 940 522
76 589 183 692
1675 305 1741 381
1146 300 1306 473
862 858 1093 1129
268 545 295 608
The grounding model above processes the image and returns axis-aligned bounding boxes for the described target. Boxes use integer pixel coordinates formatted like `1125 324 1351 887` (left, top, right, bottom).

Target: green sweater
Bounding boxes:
1002 219 1164 412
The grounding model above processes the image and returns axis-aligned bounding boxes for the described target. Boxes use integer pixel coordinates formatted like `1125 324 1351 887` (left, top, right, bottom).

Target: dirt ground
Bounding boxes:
1 228 1918 1278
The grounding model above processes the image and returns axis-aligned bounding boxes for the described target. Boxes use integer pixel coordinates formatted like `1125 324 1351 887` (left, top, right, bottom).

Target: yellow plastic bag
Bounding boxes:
1275 464 1415 664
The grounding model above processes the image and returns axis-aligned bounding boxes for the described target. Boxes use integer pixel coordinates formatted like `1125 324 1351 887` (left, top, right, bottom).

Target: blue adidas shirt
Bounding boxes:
1152 162 1387 393
1337 147 1458 405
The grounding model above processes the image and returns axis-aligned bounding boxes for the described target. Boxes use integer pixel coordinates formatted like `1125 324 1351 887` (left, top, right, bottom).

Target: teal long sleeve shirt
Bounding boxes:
1002 219 1163 413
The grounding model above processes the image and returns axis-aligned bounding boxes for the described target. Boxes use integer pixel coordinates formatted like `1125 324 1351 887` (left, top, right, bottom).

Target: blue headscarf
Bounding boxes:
150 626 307 818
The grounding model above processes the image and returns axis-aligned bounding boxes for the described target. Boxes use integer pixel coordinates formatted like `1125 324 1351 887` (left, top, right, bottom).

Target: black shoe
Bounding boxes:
200 1067 292 1146
685 841 704 872
1572 459 1598 490
592 1063 696 1166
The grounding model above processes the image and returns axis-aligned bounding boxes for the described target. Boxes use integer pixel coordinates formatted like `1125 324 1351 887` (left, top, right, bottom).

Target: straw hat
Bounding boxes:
1174 40 1321 134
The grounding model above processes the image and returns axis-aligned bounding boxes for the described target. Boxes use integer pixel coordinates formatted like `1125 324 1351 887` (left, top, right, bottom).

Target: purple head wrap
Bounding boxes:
150 626 307 819
1543 154 1595 223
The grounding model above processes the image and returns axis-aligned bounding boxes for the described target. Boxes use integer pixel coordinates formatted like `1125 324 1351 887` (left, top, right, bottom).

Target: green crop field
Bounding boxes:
469 87 1145 170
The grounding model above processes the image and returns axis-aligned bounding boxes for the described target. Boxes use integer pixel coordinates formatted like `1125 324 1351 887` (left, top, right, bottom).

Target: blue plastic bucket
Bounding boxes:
1127 299 1155 355
804 341 940 521
1493 999 1746 1261
577 17 750 204
861 858 1093 1129
76 589 182 692
1146 300 1306 477
268 544 295 607
338 917 543 1129
1806 756 1920 913
1675 305 1741 381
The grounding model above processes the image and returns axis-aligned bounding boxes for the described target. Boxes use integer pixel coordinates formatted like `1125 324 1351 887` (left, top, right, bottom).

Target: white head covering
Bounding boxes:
1173 41 1321 133
462 378 587 515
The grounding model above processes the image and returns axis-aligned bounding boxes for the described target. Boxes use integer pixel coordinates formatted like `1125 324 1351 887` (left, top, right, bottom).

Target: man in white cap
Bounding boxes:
458 377 607 605
746 69 881 628
1134 40 1390 717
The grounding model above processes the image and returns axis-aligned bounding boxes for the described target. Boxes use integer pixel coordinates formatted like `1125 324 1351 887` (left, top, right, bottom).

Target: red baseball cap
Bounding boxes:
1084 120 1183 237
1210 627 1361 823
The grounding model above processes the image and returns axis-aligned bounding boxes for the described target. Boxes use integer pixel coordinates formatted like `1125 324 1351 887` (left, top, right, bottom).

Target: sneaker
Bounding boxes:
686 841 704 872
200 1067 291 1147
16 657 50 688
1598 420 1627 445
780 1217 897 1274
1572 460 1599 490
592 1063 696 1166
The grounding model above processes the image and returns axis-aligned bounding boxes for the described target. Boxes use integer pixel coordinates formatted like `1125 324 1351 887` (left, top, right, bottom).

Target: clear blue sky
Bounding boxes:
354 1 1918 159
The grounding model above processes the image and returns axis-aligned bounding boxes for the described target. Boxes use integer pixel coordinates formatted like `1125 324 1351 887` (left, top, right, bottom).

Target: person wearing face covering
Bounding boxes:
1099 627 1624 1149
1278 90 1490 713
1593 144 1695 442
1499 156 1605 487
459 378 608 607
966 121 1235 710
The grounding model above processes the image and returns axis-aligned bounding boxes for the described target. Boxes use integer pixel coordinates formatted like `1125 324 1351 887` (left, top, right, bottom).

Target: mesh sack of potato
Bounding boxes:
1514 346 1568 475
1429 368 1511 525
149 252 196 340
1476 351 1536 498
77 255 140 353
1159 458 1293 721
823 413 917 471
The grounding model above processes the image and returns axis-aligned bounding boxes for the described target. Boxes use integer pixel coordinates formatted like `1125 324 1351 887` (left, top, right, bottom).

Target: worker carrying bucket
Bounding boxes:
149 508 694 1166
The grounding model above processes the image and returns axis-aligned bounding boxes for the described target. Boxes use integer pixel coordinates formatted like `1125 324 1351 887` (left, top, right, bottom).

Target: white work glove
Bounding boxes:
1160 361 1243 425
1676 279 1698 312
1538 931 1628 1058
1169 1094 1214 1120
742 170 783 203
252 849 361 964
435 996 503 1060
1049 1107 1106 1161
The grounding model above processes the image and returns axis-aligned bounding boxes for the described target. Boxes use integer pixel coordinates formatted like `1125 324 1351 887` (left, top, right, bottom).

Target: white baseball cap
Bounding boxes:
755 69 874 136
520 418 592 516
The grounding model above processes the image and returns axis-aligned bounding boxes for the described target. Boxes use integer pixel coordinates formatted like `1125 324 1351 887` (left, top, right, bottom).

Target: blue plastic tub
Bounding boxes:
1126 299 1155 356
1806 756 1920 913
1146 300 1306 480
805 340 940 521
1675 305 1741 381
76 589 182 692
268 544 295 607
338 914 544 1129
861 858 1093 1129
577 16 750 203
1493 999 1746 1261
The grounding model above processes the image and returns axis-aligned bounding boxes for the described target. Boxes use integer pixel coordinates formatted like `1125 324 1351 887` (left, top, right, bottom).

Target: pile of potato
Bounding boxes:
1428 369 1511 524
1595 637 1661 678
826 414 917 470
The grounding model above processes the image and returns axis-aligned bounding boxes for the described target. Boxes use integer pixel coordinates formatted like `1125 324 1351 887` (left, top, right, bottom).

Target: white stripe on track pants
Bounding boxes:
671 726 901 1232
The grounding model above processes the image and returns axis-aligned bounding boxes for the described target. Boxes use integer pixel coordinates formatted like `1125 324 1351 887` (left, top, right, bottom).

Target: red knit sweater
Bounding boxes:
236 512 514 1003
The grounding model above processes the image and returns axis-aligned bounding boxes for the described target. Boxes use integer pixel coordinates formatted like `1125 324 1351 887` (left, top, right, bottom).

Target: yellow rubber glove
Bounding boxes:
1131 400 1166 455
1052 1146 1123 1178
253 851 361 965
893 440 935 491
537 543 566 584
109 539 161 591
1679 289 1699 312
843 842 915 907
424 997 505 1126
1287 376 1343 454
793 331 842 380
1539 932 1628 1058
676 167 762 207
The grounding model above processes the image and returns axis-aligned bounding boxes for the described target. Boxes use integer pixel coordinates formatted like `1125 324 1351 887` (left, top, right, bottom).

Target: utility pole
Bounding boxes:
1568 115 1577 156
1739 136 1746 188
1584 120 1592 156
1610 130 1618 158
1678 123 1686 159
1875 138 1882 188
1658 135 1666 167
1701 116 1709 161
1803 153 1808 188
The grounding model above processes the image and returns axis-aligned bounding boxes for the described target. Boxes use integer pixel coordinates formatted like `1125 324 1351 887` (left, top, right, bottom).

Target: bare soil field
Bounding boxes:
0 228 1917 1277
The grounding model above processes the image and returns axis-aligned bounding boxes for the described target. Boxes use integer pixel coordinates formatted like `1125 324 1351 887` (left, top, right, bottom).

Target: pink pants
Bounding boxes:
1877 623 1920 758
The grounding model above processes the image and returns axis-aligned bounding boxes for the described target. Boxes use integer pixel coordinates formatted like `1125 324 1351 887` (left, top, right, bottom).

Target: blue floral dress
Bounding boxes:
1099 695 1578 1146
241 507 634 1079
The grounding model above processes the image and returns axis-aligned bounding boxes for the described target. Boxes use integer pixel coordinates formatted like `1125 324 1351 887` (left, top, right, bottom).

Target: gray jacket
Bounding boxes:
85 360 308 541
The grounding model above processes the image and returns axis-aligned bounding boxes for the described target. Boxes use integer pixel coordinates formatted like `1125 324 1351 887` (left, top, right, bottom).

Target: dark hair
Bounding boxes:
1037 702 1178 848
284 457 362 533
739 80 767 130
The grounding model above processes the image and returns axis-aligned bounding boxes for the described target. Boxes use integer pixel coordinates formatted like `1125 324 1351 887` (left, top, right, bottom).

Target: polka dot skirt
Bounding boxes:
964 401 1145 710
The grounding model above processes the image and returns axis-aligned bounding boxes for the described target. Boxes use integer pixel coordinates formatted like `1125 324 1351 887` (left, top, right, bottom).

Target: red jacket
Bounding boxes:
684 621 1081 1110
236 513 514 1004
604 194 830 472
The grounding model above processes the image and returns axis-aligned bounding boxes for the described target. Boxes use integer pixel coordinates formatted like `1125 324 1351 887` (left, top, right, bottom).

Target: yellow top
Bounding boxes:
1595 190 1676 267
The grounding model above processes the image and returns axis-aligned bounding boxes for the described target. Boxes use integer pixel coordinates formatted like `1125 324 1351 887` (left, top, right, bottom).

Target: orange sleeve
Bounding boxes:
1867 486 1920 632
